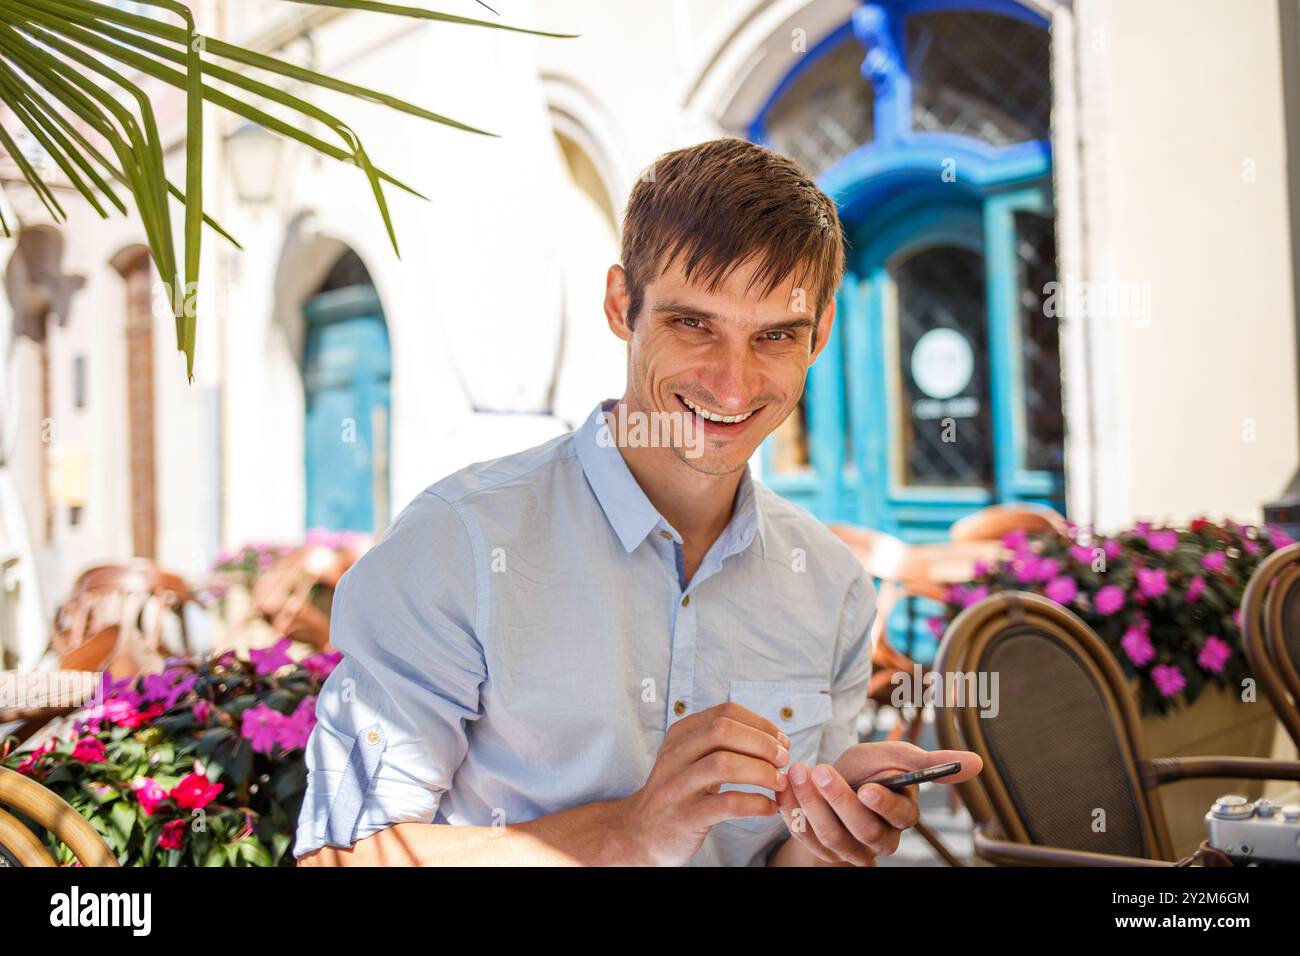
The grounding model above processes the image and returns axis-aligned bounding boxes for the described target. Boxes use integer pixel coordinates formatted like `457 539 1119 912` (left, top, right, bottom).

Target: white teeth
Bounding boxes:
681 396 754 424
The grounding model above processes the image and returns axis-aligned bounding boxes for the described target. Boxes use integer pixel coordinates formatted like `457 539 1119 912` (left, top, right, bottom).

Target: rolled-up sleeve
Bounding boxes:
818 568 877 765
294 489 485 859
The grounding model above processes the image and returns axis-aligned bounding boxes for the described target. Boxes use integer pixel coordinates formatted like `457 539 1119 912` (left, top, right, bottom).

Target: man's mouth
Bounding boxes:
676 394 762 431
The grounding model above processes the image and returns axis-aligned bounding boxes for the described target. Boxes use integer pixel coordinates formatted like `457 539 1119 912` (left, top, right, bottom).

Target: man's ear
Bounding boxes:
809 294 837 365
605 265 633 343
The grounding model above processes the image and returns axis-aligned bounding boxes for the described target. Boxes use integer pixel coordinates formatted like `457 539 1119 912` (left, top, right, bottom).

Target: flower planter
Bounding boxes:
1139 684 1284 859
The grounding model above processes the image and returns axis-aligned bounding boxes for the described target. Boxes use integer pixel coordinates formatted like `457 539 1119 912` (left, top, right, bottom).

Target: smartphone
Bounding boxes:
863 761 963 793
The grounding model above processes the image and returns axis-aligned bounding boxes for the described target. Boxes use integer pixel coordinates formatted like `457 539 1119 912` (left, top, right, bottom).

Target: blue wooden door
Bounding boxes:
303 285 391 533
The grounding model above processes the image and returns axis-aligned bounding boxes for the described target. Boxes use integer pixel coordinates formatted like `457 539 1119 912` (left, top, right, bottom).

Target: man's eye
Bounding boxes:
761 330 793 341
677 317 705 330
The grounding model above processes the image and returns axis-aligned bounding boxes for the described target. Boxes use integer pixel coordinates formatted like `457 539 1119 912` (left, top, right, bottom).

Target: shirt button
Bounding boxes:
780 706 794 721
365 730 381 745
673 700 686 716
659 530 673 540
681 595 690 607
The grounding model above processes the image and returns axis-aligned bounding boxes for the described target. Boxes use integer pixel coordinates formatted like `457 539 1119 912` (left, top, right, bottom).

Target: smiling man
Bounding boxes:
295 138 980 867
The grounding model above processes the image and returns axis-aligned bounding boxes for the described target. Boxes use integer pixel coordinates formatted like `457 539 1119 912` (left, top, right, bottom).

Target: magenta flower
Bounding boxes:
302 651 344 681
1133 521 1153 536
158 819 187 851
1244 539 1261 555
1121 625 1155 666
1094 585 1125 615
276 698 319 750
240 703 284 754
1045 576 1078 605
1002 529 1029 552
1197 636 1232 674
71 738 107 763
1070 545 1096 565
1136 567 1168 599
1103 540 1123 561
249 637 294 676
1146 529 1178 552
1186 576 1206 603
1202 551 1227 572
171 772 223 812
192 699 212 723
1151 664 1187 698
1268 525 1294 548
15 754 38 775
959 585 990 609
927 616 946 639
132 777 168 816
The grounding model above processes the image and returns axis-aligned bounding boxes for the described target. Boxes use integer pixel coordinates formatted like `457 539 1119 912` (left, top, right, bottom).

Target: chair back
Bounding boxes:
932 590 1175 861
1241 541 1300 751
950 504 1067 543
247 544 361 649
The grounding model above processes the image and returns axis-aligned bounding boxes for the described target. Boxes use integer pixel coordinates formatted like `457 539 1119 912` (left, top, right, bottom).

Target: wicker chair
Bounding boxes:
949 503 1068 544
1242 542 1300 752
0 766 116 866
245 544 363 650
933 590 1300 865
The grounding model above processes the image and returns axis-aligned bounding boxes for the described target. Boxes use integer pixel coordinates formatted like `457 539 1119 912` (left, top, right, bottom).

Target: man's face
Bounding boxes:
605 254 836 476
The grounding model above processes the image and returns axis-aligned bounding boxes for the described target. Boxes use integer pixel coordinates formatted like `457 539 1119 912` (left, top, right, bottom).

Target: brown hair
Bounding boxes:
619 138 846 335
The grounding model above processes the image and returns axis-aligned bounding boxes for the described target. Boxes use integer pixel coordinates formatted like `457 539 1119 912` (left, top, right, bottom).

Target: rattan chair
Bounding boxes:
933 590 1300 865
949 503 1068 543
0 766 116 866
1241 541 1300 751
245 544 363 650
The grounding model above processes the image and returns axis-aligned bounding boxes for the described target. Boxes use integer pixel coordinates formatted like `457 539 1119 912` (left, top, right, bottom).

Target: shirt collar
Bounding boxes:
575 399 767 560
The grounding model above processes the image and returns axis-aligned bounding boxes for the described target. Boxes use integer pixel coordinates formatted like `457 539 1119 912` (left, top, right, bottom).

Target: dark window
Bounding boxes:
765 37 875 177
906 11 1051 146
1015 212 1065 472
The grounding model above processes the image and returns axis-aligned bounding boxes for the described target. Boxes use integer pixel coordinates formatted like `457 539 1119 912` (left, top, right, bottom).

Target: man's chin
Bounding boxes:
671 445 753 476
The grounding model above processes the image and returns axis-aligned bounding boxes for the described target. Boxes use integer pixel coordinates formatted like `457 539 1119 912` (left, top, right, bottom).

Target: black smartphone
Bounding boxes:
864 760 963 793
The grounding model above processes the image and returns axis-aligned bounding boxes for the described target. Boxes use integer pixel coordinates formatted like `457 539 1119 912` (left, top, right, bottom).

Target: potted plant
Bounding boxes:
1 642 339 866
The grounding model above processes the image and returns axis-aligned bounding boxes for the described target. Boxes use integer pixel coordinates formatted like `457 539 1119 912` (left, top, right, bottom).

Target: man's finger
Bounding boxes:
856 782 920 831
673 715 790 773
810 765 904 857
775 782 840 864
787 763 873 865
687 750 789 797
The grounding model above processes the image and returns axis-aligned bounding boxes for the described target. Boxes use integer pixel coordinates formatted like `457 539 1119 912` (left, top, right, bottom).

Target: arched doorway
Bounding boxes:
301 250 391 533
755 0 1066 543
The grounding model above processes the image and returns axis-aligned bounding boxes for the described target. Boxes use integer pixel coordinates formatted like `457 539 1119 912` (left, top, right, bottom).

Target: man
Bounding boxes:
295 138 980 867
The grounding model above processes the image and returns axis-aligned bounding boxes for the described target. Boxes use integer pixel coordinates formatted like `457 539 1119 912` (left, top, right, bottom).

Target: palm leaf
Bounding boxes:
0 0 572 379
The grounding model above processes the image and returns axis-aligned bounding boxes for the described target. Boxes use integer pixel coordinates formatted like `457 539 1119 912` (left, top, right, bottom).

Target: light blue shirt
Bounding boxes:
294 399 876 866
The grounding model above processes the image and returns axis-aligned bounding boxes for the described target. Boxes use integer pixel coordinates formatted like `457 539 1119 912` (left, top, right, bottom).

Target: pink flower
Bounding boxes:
71 738 107 763
1186 576 1206 603
1136 567 1168 599
15 755 38 775
1070 545 1096 565
1045 576 1078 605
1268 526 1294 549
276 698 319 751
959 585 990 609
192 699 212 723
158 819 187 851
132 777 168 816
1198 636 1232 674
1002 529 1029 552
927 616 946 639
302 651 344 681
1146 530 1179 552
171 772 223 812
1103 540 1123 560
1094 585 1125 615
240 703 284 754
1244 539 1261 555
1202 551 1227 572
117 703 165 729
1121 625 1155 666
250 637 294 676
1151 664 1187 698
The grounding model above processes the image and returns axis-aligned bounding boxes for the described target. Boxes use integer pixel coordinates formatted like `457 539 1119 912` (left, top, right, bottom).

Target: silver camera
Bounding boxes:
1205 795 1300 865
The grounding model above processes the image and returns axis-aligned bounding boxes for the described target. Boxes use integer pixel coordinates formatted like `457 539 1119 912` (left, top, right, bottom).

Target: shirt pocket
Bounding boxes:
722 679 834 831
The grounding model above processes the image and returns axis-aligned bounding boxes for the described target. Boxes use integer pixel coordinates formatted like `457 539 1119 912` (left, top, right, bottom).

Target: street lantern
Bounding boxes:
224 121 283 206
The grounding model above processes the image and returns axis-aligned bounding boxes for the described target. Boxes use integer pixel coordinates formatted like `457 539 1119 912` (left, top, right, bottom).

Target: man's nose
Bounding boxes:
699 340 762 411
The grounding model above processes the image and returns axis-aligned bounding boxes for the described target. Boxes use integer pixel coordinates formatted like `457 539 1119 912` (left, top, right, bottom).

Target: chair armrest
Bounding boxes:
1140 756 1300 787
973 824 1172 867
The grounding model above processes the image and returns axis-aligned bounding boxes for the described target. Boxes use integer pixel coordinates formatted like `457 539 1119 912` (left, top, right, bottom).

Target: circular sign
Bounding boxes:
910 328 974 400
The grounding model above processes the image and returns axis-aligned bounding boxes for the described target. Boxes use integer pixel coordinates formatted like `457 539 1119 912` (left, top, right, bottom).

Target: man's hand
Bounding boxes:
613 702 792 866
772 741 982 866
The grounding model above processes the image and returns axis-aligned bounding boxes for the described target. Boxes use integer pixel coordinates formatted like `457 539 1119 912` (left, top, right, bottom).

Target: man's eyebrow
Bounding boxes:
653 301 815 333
